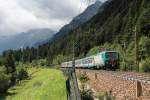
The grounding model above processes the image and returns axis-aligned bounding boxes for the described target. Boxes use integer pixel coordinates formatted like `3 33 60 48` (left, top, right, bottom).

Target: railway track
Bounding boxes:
62 68 150 99
77 69 150 84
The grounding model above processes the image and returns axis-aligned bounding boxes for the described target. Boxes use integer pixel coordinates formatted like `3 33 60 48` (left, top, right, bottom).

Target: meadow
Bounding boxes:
0 68 67 100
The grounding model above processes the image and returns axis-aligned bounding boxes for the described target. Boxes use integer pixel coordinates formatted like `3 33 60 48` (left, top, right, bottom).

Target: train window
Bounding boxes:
82 59 87 64
106 52 118 59
88 58 92 63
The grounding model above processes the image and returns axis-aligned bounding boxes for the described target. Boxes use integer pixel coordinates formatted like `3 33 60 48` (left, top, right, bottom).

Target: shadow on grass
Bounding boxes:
0 92 16 100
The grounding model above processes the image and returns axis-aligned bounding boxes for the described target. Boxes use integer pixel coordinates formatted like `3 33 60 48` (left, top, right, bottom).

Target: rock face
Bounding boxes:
77 70 150 100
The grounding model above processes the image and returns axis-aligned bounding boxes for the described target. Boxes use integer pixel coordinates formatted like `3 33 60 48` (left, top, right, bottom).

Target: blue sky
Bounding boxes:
0 0 107 36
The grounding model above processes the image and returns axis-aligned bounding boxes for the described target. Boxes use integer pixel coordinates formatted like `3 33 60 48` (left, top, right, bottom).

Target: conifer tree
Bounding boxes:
3 51 16 73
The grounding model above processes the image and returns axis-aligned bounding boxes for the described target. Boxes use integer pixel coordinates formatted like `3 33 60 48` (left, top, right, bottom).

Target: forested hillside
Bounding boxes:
43 0 150 64
1 0 149 71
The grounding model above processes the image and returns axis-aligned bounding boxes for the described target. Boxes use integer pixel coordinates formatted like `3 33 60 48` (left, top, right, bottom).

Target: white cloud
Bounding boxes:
0 0 106 36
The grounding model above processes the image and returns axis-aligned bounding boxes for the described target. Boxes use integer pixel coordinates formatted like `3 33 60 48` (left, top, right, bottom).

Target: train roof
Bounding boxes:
91 50 118 56
101 50 118 53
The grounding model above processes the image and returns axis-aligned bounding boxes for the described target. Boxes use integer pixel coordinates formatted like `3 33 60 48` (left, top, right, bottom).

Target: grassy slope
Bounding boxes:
4 68 67 100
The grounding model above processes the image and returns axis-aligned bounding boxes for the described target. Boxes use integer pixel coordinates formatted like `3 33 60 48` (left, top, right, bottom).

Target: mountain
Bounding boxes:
51 1 102 41
5 0 149 65
37 0 149 62
0 28 55 53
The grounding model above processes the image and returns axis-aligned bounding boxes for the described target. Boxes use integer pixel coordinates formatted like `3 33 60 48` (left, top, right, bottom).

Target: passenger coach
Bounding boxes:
61 51 119 70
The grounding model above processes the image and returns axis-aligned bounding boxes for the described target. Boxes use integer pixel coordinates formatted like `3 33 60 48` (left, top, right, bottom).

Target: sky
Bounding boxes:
0 0 107 36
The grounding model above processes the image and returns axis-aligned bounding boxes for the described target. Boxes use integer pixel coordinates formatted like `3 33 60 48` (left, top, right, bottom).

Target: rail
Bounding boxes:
78 69 150 84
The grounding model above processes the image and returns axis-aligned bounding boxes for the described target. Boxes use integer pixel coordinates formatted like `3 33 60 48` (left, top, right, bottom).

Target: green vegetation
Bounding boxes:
3 51 16 73
52 54 64 65
78 73 89 84
0 0 149 74
96 91 115 100
31 59 48 67
96 91 107 100
0 68 67 100
0 0 149 99
139 57 150 72
78 73 93 100
0 51 29 94
3 0 148 72
0 67 10 93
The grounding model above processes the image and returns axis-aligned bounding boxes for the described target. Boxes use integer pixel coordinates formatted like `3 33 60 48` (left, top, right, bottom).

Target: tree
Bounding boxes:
52 54 64 65
139 36 150 60
86 46 100 56
0 56 3 66
3 51 16 73
0 66 10 93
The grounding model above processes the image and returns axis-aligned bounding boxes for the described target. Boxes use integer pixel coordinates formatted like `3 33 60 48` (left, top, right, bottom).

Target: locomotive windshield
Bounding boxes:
106 52 118 60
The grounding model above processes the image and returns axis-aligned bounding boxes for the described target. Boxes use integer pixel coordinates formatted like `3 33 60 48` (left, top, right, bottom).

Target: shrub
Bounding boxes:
16 67 28 81
96 91 115 100
0 73 10 93
31 60 38 67
52 54 64 65
79 74 89 83
10 72 18 86
38 59 48 67
96 91 107 100
0 66 7 73
139 58 150 72
18 68 28 80
80 83 93 100
139 36 150 59
120 61 127 71
31 59 48 67
80 88 93 100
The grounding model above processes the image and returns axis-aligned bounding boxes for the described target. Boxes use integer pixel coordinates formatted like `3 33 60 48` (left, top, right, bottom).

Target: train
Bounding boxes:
61 51 119 70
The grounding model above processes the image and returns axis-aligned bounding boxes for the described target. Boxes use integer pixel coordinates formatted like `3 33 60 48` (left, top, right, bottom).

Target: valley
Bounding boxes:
0 0 149 100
